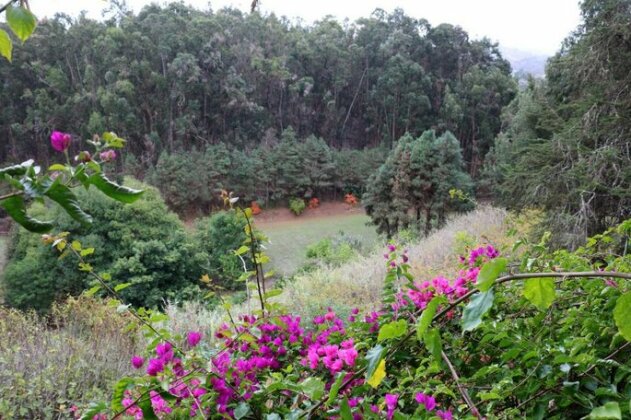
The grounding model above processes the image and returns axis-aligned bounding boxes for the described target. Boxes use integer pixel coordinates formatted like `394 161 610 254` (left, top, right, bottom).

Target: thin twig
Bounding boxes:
0 190 23 201
0 0 18 15
441 350 481 418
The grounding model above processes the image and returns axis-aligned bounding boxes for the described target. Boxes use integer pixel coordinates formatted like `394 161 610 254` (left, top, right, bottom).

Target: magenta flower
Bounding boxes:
187 331 202 347
150 391 172 415
146 358 164 376
99 149 117 162
415 393 437 411
385 393 398 420
130 356 144 369
50 131 72 152
437 410 453 420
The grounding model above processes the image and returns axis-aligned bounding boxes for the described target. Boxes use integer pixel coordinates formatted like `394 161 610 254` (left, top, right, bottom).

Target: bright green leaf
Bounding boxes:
48 164 67 172
80 402 107 420
88 173 143 203
84 285 101 297
523 277 556 311
263 289 283 299
110 377 135 412
462 289 495 332
424 328 442 361
477 257 507 292
0 29 12 62
301 377 325 400
614 292 631 341
234 245 250 256
6 5 37 43
588 402 621 419
114 282 133 292
416 296 444 342
327 373 346 406
339 398 352 420
378 319 407 342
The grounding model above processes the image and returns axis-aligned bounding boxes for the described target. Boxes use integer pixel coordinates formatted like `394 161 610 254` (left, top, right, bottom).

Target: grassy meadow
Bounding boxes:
258 212 379 275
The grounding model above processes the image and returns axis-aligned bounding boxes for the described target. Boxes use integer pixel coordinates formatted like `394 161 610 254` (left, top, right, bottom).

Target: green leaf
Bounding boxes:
0 159 33 177
416 296 444 342
48 164 67 172
84 285 101 297
88 173 143 203
326 373 346 406
266 414 281 420
523 277 556 311
6 5 37 43
365 344 385 380
80 402 107 420
0 195 53 233
102 131 126 148
614 292 631 341
263 289 283 299
45 180 93 226
339 398 352 420
462 289 495 332
424 328 442 361
110 377 135 412
114 282 133 292
0 29 12 62
477 257 507 292
234 245 250 256
301 377 325 400
234 402 250 419
588 402 621 419
377 319 407 342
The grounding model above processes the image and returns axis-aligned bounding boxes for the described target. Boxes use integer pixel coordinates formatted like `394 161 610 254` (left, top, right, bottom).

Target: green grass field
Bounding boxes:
258 214 379 276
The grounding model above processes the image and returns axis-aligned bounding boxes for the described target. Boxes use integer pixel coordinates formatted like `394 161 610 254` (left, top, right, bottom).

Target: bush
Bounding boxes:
0 296 142 418
2 178 204 311
289 198 306 216
304 232 360 269
193 210 249 290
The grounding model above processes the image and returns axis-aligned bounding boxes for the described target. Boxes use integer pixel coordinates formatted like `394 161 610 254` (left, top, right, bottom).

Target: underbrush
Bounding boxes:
275 206 522 319
0 296 142 418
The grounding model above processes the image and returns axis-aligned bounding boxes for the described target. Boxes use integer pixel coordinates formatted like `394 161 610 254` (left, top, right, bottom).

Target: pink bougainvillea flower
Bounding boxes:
131 355 144 369
146 358 164 376
415 393 437 411
99 149 116 162
385 393 398 420
187 331 202 347
437 409 453 420
50 131 71 152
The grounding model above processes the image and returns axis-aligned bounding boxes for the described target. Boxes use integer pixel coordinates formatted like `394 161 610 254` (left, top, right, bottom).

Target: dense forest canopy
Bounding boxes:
0 3 516 181
488 0 631 247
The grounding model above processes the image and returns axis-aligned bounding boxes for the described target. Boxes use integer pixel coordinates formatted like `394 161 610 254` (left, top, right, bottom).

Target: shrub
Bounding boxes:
2 178 204 311
251 201 262 215
304 232 360 270
289 198 306 216
0 296 142 418
308 197 320 209
193 210 249 290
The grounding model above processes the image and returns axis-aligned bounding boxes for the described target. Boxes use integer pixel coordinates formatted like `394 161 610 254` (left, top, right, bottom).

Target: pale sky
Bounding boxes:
30 0 582 55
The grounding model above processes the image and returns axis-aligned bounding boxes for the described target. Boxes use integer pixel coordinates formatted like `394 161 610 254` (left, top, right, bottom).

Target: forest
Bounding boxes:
0 0 630 419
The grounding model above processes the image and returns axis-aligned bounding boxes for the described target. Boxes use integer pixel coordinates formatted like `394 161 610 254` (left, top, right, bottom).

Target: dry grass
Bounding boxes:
0 296 143 418
168 206 525 330
275 206 514 318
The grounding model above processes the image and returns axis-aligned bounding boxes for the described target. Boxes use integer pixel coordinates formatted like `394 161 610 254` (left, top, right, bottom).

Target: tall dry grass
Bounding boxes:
167 206 524 332
0 296 142 418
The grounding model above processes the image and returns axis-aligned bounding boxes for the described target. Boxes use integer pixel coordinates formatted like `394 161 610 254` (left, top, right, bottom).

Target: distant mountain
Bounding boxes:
500 47 549 78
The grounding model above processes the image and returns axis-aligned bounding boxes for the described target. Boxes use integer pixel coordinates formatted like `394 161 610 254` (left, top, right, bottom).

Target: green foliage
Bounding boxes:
304 232 359 269
193 210 249 290
364 130 474 237
487 0 631 247
288 198 306 216
2 179 203 311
